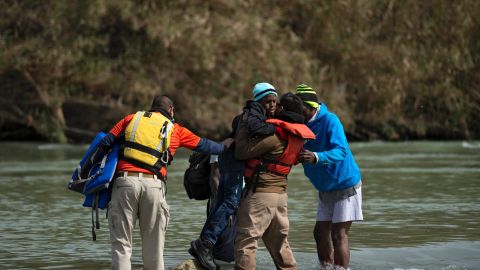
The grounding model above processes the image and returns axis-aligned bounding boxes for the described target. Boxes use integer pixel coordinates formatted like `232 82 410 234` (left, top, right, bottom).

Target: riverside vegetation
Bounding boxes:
1 0 479 142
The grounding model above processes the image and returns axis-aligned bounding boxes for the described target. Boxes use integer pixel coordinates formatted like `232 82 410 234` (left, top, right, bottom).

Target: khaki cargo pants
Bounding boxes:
235 191 297 270
108 172 169 270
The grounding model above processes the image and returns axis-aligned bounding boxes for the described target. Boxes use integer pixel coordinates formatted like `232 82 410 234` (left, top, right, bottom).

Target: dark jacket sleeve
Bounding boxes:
235 118 283 160
245 101 275 136
194 138 226 155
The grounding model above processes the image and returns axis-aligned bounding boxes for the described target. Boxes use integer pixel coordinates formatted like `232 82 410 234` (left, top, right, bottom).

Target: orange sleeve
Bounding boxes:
109 114 134 137
169 123 201 156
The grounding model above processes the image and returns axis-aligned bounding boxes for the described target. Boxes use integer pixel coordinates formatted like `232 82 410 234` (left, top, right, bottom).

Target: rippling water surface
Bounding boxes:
0 141 479 269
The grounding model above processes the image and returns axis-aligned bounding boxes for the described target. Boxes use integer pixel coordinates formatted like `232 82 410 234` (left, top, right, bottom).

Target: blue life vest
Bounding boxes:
68 132 118 240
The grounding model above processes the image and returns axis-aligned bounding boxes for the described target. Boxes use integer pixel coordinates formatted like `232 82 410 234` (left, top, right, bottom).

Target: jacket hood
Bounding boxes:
309 103 327 124
244 100 267 115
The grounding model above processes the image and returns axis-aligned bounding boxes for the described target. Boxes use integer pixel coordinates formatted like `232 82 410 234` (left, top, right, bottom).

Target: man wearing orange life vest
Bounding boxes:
233 93 315 270
88 95 232 270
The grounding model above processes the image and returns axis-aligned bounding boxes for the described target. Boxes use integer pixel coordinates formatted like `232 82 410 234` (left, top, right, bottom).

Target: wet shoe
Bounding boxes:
188 246 196 257
190 238 217 270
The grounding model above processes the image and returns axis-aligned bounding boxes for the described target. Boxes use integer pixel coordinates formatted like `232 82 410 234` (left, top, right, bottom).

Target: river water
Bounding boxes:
0 141 479 270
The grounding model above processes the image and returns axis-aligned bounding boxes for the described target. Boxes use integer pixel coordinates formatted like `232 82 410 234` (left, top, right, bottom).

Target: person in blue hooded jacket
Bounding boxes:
296 84 363 269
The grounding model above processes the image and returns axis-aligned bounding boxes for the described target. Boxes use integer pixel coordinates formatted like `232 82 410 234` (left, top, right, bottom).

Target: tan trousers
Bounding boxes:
235 191 297 270
108 172 169 270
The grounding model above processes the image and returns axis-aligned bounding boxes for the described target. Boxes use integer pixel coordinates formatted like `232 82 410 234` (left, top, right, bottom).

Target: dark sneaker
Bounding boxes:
188 246 196 258
190 238 217 270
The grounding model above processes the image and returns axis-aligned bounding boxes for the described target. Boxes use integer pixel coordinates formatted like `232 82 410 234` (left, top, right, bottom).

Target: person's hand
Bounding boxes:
299 149 317 164
222 138 234 148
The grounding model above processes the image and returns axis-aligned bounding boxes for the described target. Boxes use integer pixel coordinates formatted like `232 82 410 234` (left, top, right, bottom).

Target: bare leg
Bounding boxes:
331 221 352 269
314 221 333 266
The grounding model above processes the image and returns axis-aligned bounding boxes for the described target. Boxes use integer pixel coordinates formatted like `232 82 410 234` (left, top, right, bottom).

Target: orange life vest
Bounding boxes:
244 118 315 179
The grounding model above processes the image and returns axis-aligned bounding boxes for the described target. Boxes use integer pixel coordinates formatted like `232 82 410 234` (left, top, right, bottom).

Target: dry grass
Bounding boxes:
1 0 479 141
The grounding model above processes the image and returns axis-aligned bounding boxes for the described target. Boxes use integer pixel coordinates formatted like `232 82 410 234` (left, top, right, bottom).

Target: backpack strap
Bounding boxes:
91 192 100 241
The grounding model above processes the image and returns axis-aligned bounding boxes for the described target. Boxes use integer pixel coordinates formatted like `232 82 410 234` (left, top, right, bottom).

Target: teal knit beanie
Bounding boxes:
252 82 277 101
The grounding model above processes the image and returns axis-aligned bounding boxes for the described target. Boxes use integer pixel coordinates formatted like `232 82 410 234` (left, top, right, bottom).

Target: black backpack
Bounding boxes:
184 152 211 200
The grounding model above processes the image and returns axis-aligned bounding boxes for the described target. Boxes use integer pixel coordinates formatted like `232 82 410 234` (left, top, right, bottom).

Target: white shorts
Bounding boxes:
316 186 363 223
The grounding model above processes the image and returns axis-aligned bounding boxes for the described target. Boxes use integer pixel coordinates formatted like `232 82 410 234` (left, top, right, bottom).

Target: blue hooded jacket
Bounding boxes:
302 104 361 192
